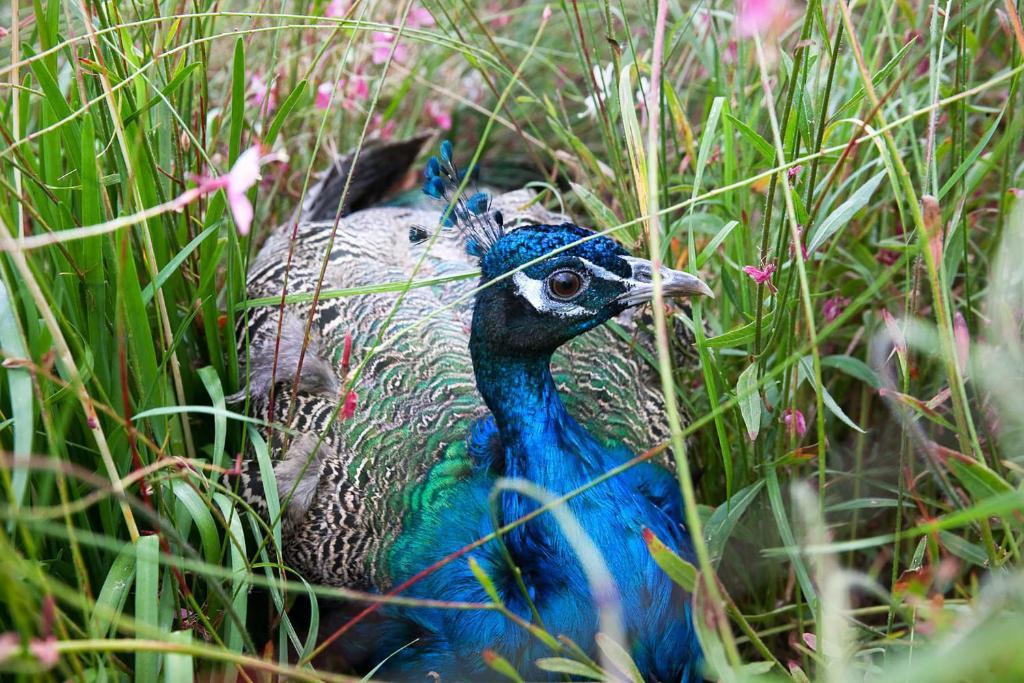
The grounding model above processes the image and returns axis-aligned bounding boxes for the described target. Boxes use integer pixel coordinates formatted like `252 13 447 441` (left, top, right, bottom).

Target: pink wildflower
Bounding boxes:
371 31 408 64
0 632 18 664
184 146 288 236
342 390 358 419
542 6 553 21
488 1 512 28
408 5 435 28
801 632 817 651
722 40 739 64
341 331 354 376
372 113 395 140
28 637 58 668
822 296 850 323
425 100 453 130
735 0 795 37
315 82 336 110
787 164 802 181
324 0 349 18
348 75 370 100
743 262 777 293
248 74 277 116
783 409 807 438
876 248 899 266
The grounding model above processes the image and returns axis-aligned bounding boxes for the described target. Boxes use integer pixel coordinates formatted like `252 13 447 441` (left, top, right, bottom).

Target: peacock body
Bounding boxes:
236 137 708 681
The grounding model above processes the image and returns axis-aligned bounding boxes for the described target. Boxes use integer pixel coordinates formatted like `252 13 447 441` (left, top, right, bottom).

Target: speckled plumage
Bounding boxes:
235 138 704 680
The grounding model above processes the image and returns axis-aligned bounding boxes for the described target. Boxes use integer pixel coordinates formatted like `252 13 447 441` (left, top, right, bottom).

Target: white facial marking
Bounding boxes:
578 258 627 284
512 271 591 318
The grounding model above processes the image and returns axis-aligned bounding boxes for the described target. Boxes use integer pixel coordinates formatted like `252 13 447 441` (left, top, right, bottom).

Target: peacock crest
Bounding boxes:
413 140 505 258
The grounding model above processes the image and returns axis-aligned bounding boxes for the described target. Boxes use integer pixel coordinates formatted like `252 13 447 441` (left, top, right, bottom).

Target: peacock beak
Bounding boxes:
616 256 714 307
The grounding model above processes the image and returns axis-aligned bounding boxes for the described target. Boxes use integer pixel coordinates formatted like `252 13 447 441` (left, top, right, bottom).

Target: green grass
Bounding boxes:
2 0 1024 680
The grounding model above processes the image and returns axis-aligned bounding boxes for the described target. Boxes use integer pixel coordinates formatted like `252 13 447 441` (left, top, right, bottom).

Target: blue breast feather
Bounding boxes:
363 354 703 682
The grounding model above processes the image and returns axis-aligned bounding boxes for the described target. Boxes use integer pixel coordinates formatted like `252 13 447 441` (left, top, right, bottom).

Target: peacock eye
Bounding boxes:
547 270 585 300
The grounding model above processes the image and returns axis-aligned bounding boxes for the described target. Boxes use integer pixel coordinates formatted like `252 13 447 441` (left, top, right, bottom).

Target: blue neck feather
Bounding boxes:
467 325 701 682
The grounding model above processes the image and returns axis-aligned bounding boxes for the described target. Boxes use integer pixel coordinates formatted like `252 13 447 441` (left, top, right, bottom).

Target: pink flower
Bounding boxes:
341 331 353 376
372 113 395 140
324 0 349 18
28 636 58 668
408 5 435 28
822 296 850 323
743 262 777 293
184 146 288 236
371 31 408 64
736 0 794 37
0 632 19 664
787 165 802 181
348 75 370 100
542 6 553 21
425 100 452 130
342 390 357 418
249 74 277 116
488 2 512 28
876 248 899 266
315 82 335 110
783 409 807 438
0 26 8 39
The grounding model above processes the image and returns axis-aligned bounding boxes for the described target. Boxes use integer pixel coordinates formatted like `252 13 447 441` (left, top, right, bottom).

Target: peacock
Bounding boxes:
234 135 712 681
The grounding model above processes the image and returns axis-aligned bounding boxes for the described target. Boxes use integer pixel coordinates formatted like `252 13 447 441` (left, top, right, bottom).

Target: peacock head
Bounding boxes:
419 141 712 357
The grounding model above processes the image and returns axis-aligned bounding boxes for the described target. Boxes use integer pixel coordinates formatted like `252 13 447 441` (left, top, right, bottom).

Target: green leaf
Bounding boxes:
135 535 161 682
832 40 915 121
90 541 137 638
468 556 504 605
706 309 776 348
939 105 1006 200
705 481 765 564
534 657 604 680
24 44 82 161
799 357 866 434
938 530 988 566
141 225 218 306
212 494 249 657
724 112 775 161
164 631 193 683
946 455 1014 503
737 362 761 441
595 632 644 683
230 38 245 163
0 281 32 510
821 354 881 390
618 64 647 208
198 366 227 469
265 79 308 147
123 62 202 126
807 170 886 254
571 182 621 234
697 220 739 269
739 660 777 677
483 650 525 683
169 480 221 564
691 97 725 208
643 528 697 591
